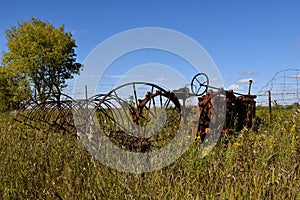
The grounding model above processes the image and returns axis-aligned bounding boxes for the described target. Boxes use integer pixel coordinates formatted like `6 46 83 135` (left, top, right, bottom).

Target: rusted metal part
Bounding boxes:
132 89 181 124
89 82 181 152
14 73 259 151
194 86 257 139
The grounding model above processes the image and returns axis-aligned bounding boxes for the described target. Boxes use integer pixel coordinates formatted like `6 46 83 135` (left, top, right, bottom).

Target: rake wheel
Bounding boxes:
90 82 182 152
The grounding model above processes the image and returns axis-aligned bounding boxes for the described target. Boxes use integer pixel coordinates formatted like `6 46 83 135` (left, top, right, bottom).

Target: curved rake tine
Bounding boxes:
111 92 134 131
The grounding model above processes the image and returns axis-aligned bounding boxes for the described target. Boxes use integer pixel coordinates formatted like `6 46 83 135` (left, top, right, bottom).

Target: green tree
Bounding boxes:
0 68 10 111
0 67 30 111
1 17 82 104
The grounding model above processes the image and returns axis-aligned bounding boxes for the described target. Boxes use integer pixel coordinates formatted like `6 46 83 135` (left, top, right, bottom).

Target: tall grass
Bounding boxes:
0 110 299 199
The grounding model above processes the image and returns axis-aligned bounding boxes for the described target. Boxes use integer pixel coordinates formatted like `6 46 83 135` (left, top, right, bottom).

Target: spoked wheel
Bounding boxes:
90 82 182 152
191 73 209 96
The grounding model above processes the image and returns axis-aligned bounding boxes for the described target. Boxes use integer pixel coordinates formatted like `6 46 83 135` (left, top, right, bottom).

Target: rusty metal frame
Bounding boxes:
15 73 258 151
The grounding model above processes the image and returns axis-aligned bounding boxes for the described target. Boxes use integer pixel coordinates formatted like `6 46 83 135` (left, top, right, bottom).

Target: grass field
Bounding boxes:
0 109 300 199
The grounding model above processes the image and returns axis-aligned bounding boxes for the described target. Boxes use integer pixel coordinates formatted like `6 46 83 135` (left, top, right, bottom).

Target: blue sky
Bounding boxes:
1 0 300 99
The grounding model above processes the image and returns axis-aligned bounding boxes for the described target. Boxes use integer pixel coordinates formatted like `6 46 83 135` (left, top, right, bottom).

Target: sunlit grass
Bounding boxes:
0 109 300 199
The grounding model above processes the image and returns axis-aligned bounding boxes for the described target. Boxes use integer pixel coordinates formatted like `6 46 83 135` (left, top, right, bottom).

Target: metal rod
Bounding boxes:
133 83 138 108
85 85 88 108
203 83 246 96
248 80 253 95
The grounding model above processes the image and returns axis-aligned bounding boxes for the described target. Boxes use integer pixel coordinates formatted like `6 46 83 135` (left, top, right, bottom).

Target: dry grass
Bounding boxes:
0 110 300 199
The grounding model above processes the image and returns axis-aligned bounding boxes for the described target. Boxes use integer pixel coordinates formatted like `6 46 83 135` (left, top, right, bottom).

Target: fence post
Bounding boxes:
85 85 88 108
268 90 272 122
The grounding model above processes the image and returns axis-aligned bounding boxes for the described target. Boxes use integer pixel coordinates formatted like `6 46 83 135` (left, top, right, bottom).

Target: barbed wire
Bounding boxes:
257 69 300 106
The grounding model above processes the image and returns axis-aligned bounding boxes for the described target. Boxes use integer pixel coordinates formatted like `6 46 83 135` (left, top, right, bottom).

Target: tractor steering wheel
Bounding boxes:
191 73 209 96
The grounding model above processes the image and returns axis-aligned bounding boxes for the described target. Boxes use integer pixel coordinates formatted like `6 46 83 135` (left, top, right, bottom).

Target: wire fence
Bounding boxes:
256 69 300 123
257 69 300 106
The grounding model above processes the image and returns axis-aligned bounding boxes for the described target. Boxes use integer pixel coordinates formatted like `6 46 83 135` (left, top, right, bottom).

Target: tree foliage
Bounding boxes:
1 17 82 105
0 67 30 111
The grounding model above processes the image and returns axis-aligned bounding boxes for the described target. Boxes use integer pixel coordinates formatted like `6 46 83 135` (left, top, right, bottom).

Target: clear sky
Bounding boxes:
1 0 300 98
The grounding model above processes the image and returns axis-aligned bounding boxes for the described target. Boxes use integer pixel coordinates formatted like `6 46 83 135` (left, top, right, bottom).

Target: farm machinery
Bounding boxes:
15 73 258 152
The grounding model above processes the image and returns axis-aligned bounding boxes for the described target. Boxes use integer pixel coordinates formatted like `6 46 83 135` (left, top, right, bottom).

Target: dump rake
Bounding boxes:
15 73 258 152
14 94 78 136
